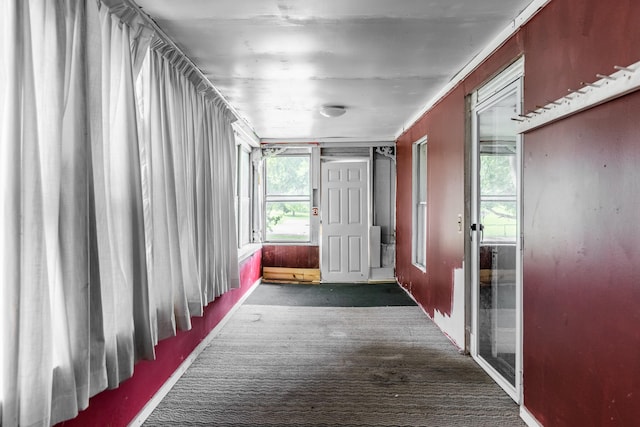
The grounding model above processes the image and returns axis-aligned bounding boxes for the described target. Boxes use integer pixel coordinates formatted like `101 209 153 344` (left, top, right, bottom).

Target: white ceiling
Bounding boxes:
134 0 534 142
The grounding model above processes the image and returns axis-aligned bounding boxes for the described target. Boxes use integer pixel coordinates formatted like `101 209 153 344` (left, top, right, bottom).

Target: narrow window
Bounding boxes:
412 136 428 269
236 144 252 247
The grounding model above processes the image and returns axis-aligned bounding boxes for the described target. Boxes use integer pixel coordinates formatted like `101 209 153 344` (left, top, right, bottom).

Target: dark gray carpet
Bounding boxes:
144 304 525 426
246 282 416 307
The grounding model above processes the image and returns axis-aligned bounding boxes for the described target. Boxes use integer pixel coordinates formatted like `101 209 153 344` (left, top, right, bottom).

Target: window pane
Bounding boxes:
266 156 310 196
239 149 250 197
480 150 516 197
237 147 251 247
417 144 427 202
416 204 426 265
418 144 427 202
239 198 251 245
480 200 516 242
265 201 310 241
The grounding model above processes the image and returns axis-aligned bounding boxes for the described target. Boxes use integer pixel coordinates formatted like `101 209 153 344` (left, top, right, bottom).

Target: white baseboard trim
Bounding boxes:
520 404 543 427
128 278 262 427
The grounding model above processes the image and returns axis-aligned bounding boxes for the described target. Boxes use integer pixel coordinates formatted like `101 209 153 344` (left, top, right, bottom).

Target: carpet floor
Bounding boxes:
144 285 525 426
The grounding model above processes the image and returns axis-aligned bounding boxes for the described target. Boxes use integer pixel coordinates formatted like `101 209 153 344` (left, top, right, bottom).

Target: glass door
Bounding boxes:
471 78 522 402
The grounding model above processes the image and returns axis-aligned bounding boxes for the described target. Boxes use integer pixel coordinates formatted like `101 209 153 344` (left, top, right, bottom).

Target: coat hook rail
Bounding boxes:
614 65 635 72
596 73 616 80
516 60 640 134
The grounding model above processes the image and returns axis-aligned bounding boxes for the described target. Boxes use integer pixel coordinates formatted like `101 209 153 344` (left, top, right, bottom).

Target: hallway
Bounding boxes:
3 2 639 425
142 283 524 426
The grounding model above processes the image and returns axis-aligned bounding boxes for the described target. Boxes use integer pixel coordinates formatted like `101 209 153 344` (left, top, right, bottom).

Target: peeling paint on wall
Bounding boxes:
433 266 465 349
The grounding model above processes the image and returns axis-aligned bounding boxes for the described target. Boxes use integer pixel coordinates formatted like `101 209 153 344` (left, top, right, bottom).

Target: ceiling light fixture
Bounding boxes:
319 105 347 118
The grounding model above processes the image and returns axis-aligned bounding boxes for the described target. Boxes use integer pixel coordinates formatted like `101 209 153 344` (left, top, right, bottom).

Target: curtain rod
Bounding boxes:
107 0 260 144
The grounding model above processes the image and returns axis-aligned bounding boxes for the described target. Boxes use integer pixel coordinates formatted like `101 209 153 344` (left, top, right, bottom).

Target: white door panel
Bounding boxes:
321 161 369 282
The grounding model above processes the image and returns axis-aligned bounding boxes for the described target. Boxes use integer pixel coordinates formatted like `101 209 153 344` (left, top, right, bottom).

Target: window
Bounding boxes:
412 136 428 269
236 144 252 247
264 154 311 242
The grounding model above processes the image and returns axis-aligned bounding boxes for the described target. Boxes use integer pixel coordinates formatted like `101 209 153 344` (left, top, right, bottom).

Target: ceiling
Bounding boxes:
134 0 534 143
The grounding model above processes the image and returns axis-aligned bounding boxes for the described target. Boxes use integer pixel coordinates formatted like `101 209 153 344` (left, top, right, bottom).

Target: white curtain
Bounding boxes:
137 44 241 340
0 1 240 425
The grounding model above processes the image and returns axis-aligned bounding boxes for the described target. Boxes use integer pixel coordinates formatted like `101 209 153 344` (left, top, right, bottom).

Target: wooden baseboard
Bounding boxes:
262 267 321 284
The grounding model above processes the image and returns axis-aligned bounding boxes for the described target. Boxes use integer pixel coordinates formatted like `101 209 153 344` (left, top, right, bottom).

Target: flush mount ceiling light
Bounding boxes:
319 105 347 118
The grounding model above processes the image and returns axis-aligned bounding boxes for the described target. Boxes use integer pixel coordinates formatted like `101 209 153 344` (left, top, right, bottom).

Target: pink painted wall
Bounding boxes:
396 0 640 424
57 250 262 427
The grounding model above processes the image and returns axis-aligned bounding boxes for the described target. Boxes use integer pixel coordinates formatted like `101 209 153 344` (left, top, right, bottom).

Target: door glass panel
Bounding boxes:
480 201 516 241
477 92 518 386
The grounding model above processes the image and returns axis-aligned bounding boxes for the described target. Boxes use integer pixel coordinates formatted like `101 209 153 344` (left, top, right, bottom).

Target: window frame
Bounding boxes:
263 151 312 243
235 142 253 248
412 136 428 270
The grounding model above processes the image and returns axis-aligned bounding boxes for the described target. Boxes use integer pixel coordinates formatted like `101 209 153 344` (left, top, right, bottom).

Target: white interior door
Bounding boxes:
321 161 369 282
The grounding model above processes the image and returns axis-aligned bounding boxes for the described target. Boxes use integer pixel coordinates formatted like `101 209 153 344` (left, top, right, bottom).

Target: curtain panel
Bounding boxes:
0 1 240 425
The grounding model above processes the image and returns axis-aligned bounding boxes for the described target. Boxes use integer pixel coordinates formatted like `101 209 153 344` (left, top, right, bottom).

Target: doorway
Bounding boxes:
470 61 523 402
320 160 369 282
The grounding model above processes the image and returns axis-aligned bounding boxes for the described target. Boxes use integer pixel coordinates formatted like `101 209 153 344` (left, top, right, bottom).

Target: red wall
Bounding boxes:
396 89 465 316
395 30 523 317
523 94 640 427
396 0 640 425
58 250 262 427
521 1 640 425
262 245 319 269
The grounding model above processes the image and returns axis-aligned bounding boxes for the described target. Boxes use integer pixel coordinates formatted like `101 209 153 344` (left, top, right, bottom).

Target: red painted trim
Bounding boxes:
58 250 262 427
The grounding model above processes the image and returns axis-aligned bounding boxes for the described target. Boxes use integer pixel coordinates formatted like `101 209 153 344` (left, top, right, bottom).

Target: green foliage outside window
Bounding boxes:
266 156 309 196
265 155 311 241
480 149 517 240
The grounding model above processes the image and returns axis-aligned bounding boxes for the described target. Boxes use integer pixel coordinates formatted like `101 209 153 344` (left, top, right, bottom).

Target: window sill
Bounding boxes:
238 243 262 263
262 242 315 246
412 262 426 273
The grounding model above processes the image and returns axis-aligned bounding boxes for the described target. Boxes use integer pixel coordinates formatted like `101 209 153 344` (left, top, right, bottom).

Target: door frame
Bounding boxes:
319 158 371 282
467 61 524 403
